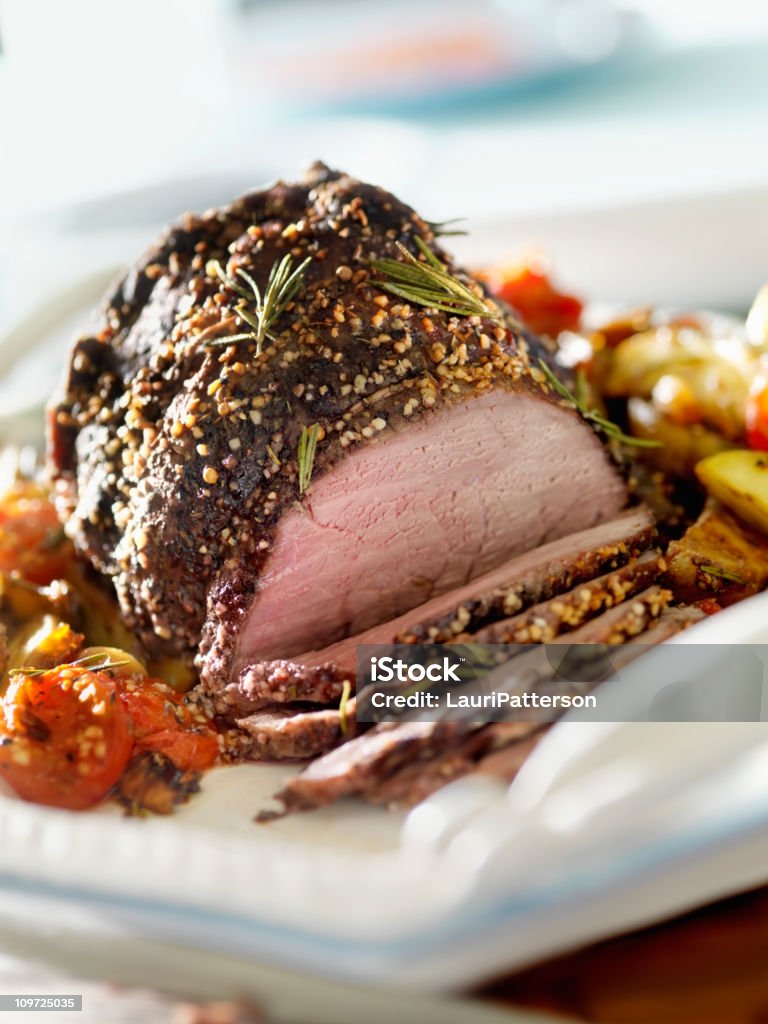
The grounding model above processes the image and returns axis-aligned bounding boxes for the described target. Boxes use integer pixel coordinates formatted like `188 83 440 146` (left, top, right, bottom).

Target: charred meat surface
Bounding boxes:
49 164 626 694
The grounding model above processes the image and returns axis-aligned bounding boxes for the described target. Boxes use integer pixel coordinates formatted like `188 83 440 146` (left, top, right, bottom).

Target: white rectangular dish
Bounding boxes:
3 597 768 993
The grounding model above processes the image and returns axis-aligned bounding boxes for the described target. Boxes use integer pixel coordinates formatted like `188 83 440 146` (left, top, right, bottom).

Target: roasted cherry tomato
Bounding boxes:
117 679 219 772
488 263 583 338
0 482 72 585
695 598 723 617
0 666 132 810
746 376 768 451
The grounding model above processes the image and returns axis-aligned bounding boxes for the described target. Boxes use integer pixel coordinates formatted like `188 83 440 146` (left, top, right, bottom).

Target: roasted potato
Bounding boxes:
696 449 768 537
665 499 768 604
67 562 144 656
598 327 719 397
597 325 752 442
146 655 197 693
628 398 733 476
0 574 78 622
4 616 85 682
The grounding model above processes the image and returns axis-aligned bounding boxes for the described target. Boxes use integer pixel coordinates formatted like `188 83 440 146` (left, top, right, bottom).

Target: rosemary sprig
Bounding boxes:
9 652 131 678
338 679 353 735
372 237 501 321
41 526 67 550
699 564 746 585
205 254 312 355
425 217 468 237
538 360 662 449
297 423 321 495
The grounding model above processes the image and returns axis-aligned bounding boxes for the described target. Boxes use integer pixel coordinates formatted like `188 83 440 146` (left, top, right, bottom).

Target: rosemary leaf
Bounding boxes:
338 679 353 735
699 564 746 585
297 423 321 495
207 259 252 301
205 254 312 355
372 237 501 321
425 217 468 237
538 360 663 449
9 653 132 678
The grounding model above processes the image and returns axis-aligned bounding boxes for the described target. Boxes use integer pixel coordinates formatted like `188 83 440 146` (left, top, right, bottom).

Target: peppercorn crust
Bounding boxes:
47 163 571 683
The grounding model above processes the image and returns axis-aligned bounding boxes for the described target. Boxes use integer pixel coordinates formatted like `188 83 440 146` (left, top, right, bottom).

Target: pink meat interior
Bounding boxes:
232 390 626 670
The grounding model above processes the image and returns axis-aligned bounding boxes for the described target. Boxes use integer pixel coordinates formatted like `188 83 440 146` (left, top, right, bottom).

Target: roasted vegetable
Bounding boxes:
484 261 583 337
598 327 752 440
598 327 716 397
0 666 133 810
695 449 768 537
66 562 144 658
79 646 148 679
146 655 198 694
5 617 84 682
665 499 768 605
627 398 733 477
746 376 768 451
116 678 219 772
0 480 73 586
115 751 202 816
0 574 78 622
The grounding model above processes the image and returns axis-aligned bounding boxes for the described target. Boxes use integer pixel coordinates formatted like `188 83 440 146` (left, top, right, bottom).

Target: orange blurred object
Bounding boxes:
487 262 583 338
745 376 768 451
0 481 72 585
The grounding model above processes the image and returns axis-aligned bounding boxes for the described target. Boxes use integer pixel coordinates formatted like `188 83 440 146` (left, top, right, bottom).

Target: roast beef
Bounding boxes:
261 586 673 815
49 164 627 693
294 507 654 678
233 702 354 761
461 549 664 644
365 722 545 810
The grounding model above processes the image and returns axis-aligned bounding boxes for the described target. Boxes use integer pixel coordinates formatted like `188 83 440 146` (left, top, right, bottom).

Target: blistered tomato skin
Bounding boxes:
490 265 583 338
746 378 768 452
0 667 133 810
117 679 219 772
0 483 72 586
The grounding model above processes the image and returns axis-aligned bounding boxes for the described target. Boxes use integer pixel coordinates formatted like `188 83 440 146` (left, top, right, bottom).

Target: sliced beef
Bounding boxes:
630 605 705 642
233 701 355 761
558 584 670 643
49 164 626 696
476 730 546 782
217 659 350 718
366 722 544 810
459 549 663 644
260 721 468 815
263 585 672 816
298 507 653 676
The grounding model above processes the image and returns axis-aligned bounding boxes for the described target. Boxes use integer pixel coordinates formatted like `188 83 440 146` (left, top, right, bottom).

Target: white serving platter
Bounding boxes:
1 184 768 999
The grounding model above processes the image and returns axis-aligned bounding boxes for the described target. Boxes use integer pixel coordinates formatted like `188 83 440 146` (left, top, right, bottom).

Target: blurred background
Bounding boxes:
0 0 767 366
